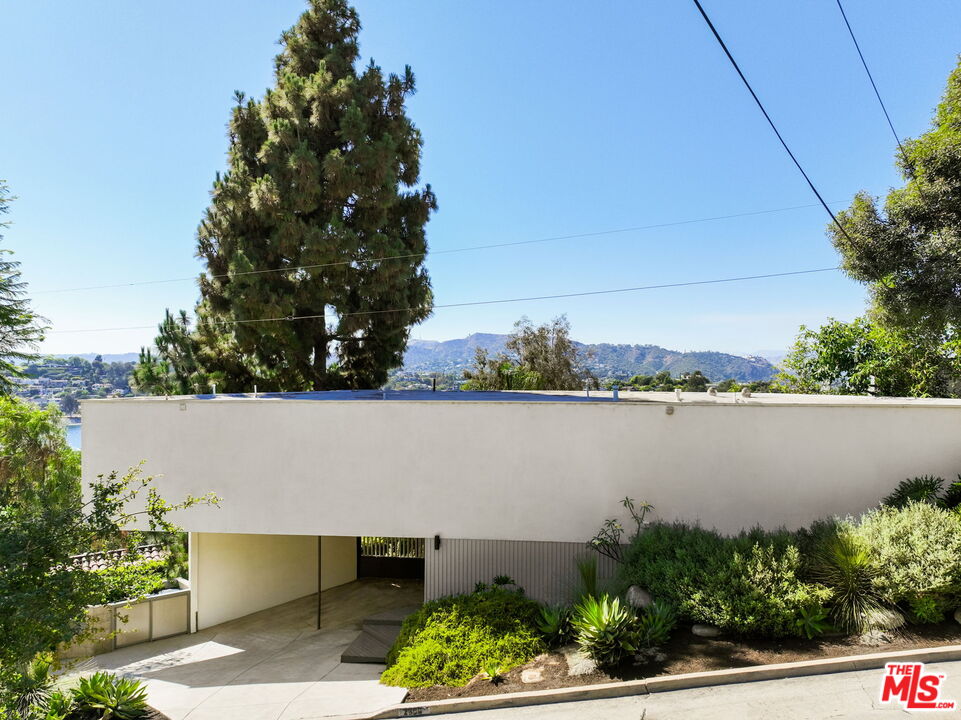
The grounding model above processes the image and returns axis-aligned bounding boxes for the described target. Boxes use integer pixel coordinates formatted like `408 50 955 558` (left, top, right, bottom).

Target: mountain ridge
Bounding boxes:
403 333 775 382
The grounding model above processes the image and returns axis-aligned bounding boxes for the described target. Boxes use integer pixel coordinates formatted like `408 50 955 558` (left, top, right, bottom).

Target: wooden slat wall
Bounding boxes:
424 538 620 605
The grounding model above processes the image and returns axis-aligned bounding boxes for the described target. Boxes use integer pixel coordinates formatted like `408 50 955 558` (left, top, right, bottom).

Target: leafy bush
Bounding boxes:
570 594 636 667
619 523 830 638
382 584 545 688
636 601 676 648
852 501 961 606
71 672 148 720
536 605 572 648
95 560 168 604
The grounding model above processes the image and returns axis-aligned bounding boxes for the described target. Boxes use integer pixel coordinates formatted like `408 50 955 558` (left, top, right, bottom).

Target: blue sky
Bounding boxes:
2 1 959 358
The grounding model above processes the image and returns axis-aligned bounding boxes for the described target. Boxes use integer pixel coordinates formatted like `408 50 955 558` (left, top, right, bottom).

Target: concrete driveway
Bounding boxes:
64 579 422 720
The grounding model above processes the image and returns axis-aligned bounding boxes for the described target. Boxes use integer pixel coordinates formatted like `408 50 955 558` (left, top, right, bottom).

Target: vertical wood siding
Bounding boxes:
424 538 619 605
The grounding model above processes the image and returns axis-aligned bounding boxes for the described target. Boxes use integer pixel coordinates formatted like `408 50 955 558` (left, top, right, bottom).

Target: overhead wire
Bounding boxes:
32 201 841 295
690 0 858 247
45 265 839 333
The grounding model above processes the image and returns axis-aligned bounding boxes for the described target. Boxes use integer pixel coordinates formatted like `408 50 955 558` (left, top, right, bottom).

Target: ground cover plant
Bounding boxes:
382 578 546 688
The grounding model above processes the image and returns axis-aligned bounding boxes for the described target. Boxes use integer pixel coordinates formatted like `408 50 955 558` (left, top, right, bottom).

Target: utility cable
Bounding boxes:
45 265 839 334
690 0 857 247
835 0 909 162
32 201 839 296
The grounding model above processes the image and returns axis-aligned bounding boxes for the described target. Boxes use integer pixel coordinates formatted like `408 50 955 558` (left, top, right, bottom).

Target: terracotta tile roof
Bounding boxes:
70 544 167 572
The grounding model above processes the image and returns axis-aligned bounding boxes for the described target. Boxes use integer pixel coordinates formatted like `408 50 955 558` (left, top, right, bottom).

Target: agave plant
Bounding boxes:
71 672 149 720
570 594 637 666
635 601 676 648
44 690 76 720
536 605 572 648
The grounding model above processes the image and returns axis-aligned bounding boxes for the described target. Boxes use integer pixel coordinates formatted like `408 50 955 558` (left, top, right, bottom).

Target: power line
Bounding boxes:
690 0 857 247
46 265 839 334
834 0 909 161
31 200 839 296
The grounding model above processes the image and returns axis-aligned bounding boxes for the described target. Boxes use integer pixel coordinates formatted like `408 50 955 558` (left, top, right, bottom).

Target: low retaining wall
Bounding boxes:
59 587 190 659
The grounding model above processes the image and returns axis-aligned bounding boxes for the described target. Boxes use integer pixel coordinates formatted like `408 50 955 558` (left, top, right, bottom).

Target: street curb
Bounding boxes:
362 643 961 718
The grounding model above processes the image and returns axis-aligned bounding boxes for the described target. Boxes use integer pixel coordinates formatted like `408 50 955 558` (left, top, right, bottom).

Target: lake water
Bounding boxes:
66 423 81 450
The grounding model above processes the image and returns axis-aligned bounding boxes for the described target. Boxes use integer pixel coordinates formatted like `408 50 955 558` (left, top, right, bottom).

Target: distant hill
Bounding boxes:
53 353 140 363
403 334 776 382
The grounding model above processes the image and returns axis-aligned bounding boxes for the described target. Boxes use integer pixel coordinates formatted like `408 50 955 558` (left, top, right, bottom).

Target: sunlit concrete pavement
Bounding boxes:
63 579 422 720
429 660 961 720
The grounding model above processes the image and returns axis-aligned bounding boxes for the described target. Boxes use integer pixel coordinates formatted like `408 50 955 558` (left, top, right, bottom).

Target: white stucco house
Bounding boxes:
80 389 961 632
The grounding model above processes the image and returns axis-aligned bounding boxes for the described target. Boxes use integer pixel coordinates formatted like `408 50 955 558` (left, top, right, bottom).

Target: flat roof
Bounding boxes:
81 389 961 408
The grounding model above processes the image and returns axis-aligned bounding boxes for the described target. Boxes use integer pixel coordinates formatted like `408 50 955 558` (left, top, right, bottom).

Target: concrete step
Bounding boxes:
341 624 401 664
362 605 419 626
340 607 417 664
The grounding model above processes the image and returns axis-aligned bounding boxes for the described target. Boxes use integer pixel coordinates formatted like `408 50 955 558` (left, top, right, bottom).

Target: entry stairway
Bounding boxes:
340 605 418 664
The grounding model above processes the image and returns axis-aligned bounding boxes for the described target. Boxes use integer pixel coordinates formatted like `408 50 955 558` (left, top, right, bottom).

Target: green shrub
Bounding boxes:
570 594 637 667
44 690 75 720
636 601 676 648
852 501 961 606
71 672 148 720
620 523 830 638
382 585 545 688
95 560 168 604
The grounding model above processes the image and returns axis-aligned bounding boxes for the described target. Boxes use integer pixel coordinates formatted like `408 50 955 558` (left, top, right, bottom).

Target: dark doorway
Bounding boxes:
357 537 425 579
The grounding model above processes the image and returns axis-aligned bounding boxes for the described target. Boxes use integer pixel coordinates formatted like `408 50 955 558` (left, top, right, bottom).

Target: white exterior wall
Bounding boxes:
83 396 961 542
188 533 356 630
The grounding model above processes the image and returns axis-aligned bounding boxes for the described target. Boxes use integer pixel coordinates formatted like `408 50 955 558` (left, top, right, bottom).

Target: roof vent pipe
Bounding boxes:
674 388 682 401
211 383 217 396
612 385 619 401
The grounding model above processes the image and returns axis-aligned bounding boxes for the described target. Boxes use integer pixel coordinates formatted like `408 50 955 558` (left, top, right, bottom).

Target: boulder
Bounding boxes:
626 585 653 609
692 624 721 638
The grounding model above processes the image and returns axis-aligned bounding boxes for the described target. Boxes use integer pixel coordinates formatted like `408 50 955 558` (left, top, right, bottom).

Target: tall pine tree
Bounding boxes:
140 0 435 393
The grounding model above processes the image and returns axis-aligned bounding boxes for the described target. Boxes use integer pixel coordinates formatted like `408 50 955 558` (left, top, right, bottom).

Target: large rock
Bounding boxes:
692 624 721 638
626 585 653 609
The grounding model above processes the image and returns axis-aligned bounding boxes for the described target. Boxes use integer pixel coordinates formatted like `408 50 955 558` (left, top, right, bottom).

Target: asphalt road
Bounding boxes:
427 660 961 719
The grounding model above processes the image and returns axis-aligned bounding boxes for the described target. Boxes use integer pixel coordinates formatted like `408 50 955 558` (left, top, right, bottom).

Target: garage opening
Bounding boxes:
357 537 425 579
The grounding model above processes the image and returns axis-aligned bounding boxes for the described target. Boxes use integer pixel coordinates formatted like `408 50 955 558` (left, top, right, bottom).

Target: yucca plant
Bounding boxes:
809 527 901 634
635 601 676 648
571 594 637 667
71 672 149 720
7 653 54 719
536 605 573 648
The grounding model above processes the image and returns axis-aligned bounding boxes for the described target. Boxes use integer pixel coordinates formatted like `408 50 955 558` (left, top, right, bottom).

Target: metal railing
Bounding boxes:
360 536 425 559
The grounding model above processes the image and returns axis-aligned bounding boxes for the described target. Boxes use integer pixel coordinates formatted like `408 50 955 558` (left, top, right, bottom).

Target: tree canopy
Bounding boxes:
462 316 598 391
776 317 961 397
137 0 435 394
0 398 215 706
0 182 45 394
830 58 961 335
